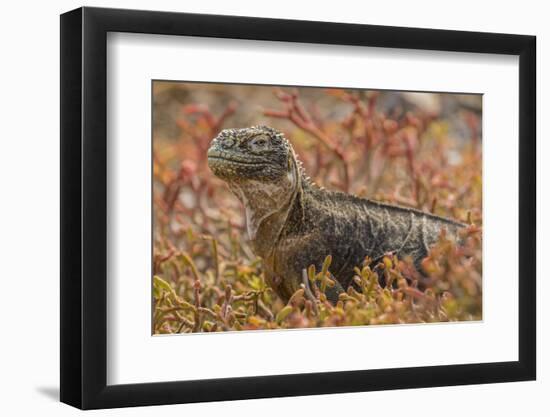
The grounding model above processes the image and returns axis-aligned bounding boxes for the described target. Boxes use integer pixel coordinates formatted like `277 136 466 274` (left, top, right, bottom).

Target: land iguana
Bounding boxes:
207 126 465 304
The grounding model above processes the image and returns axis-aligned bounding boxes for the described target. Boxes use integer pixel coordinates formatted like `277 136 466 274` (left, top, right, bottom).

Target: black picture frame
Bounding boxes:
60 6 536 410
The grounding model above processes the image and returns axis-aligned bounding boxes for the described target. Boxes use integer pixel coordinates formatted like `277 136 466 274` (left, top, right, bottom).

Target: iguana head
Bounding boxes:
207 125 293 182
207 126 302 242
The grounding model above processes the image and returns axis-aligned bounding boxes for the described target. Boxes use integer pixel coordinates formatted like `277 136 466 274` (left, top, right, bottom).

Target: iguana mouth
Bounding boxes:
207 155 265 166
207 148 267 167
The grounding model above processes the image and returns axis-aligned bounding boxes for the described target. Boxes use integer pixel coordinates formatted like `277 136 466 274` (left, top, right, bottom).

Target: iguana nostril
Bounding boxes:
222 138 234 148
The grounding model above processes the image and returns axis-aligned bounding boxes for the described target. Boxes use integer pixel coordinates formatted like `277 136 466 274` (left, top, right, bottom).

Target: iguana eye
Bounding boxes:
249 136 269 151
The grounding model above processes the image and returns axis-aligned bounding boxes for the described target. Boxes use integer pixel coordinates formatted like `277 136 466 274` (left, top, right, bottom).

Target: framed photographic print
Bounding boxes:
60 6 536 410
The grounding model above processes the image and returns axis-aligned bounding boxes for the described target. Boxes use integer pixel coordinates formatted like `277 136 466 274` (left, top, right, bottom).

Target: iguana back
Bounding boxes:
277 182 464 298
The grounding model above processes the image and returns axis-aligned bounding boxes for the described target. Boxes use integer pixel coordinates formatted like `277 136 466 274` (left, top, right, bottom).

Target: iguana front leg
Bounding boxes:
321 273 345 304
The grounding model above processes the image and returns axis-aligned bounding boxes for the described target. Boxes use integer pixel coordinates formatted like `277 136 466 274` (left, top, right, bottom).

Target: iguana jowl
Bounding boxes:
207 126 465 304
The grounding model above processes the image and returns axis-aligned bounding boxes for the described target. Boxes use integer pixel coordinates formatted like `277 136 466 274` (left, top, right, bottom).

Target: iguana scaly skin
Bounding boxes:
207 126 465 304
